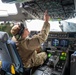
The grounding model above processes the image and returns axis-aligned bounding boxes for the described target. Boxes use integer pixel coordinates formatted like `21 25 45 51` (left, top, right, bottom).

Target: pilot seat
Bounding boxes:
0 31 31 75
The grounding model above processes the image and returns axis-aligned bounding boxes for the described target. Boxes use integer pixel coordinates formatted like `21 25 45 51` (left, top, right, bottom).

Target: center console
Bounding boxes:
33 47 68 75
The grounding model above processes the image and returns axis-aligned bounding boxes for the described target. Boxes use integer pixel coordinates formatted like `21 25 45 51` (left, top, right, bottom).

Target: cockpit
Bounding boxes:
0 0 76 75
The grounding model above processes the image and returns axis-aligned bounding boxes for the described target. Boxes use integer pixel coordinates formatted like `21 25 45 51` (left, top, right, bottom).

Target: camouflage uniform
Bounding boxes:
12 22 50 68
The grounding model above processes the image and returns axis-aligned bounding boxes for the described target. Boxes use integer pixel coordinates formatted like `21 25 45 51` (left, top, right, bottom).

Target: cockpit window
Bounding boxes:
26 20 62 32
26 19 76 32
0 0 18 16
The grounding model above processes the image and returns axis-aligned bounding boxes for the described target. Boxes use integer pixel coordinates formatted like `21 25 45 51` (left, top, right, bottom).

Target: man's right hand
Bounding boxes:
44 10 50 22
11 25 20 36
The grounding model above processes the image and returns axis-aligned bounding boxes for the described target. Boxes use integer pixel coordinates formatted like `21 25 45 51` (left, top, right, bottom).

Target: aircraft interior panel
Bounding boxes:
29 31 76 75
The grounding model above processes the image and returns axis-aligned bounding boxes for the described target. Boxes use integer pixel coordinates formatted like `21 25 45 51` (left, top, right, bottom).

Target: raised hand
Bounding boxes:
44 10 50 22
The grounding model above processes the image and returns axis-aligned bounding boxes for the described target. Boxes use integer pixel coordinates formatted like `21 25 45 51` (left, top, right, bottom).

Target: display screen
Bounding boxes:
60 39 69 47
51 39 69 47
51 38 59 46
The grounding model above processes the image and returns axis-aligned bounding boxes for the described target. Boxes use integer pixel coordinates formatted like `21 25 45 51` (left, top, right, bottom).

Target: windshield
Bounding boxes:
26 20 61 32
61 18 76 32
26 19 76 32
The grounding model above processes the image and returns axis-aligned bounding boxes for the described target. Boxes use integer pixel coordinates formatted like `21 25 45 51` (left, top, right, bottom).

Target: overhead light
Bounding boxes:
0 10 8 17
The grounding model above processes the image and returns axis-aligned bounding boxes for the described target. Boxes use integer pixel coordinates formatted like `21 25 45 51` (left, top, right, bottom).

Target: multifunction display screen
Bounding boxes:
60 39 69 47
51 39 59 46
51 39 69 47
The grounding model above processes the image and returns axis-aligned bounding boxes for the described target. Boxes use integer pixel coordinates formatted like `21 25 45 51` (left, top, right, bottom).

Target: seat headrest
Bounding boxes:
0 31 9 42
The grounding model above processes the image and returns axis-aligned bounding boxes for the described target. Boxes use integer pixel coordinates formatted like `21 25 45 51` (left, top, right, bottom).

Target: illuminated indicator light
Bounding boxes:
63 57 66 60
62 52 65 55
0 61 2 68
62 52 67 56
60 56 63 60
48 53 51 58
64 53 67 56
11 64 15 74
60 56 66 60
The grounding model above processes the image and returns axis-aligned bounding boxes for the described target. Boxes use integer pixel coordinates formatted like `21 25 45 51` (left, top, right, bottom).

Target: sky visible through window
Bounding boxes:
26 20 61 32
0 0 18 16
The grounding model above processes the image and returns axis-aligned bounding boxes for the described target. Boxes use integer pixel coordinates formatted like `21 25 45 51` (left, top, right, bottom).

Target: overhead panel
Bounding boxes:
22 0 75 20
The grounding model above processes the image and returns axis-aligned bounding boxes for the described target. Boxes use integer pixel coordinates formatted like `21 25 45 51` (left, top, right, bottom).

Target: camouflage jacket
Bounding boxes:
12 22 50 68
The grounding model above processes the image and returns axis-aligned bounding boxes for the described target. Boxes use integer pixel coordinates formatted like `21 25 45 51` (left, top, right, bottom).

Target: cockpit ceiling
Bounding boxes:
22 0 74 20
0 0 75 21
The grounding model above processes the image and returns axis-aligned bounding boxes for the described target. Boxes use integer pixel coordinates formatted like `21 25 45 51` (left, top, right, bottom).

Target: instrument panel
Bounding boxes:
29 31 76 51
30 31 76 75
